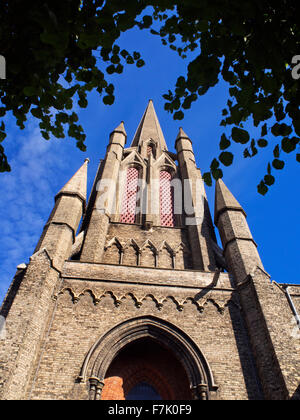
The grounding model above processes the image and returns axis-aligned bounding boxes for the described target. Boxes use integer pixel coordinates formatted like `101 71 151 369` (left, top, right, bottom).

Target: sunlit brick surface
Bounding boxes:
160 171 175 227
120 167 139 224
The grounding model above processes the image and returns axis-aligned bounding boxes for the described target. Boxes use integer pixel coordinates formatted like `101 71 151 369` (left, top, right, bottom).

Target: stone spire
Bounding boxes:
176 127 191 143
214 178 246 225
214 178 264 284
110 121 127 138
130 100 168 151
56 158 89 203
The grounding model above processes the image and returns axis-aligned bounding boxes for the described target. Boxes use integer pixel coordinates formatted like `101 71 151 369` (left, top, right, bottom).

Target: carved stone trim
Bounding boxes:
57 286 233 314
80 316 218 399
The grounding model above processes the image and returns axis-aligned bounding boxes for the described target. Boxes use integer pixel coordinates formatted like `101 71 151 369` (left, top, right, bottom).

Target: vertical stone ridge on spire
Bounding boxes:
56 159 89 202
130 99 168 151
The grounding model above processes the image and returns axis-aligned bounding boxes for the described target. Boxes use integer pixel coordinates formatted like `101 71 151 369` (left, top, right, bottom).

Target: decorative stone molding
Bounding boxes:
89 377 105 400
79 316 218 399
56 287 232 314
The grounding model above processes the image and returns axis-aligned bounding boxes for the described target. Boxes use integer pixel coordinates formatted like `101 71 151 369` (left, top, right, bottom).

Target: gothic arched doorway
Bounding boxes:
101 338 192 400
79 316 218 400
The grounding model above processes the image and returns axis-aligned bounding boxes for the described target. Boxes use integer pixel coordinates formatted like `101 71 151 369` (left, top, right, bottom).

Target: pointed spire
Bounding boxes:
130 100 168 150
110 121 127 138
176 127 191 141
56 159 89 203
175 127 193 149
214 178 246 225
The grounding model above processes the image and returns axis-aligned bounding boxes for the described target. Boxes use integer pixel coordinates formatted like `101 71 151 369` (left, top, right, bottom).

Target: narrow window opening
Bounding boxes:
120 167 139 224
160 171 176 227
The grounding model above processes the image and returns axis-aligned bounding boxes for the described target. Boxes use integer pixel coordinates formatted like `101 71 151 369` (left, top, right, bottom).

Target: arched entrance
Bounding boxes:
101 338 192 400
79 316 218 400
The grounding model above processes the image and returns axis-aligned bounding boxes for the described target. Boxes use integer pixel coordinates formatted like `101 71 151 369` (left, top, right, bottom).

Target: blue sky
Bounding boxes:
0 26 299 303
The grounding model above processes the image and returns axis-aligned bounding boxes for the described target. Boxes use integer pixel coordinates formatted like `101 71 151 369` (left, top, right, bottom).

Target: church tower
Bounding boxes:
0 101 299 400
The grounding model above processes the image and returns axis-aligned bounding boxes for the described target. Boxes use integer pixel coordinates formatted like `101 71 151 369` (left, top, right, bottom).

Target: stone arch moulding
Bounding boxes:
78 316 218 400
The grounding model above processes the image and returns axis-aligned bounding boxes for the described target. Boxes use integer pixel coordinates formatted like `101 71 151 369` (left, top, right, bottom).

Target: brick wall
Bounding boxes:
27 263 262 400
102 223 192 269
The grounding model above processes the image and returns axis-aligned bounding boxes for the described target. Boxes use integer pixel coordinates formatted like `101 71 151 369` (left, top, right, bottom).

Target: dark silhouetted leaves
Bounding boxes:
219 151 233 166
281 137 299 153
231 127 250 144
264 174 275 186
203 172 212 186
271 123 293 137
257 181 268 196
0 0 299 193
261 123 267 137
257 139 268 148
211 168 223 180
272 159 285 170
174 111 184 120
219 134 231 150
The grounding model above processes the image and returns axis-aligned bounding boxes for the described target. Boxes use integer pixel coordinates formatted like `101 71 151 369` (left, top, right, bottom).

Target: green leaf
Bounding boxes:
173 111 184 120
267 162 272 175
126 56 135 65
210 158 220 170
106 65 115 74
273 145 280 158
142 16 152 27
203 172 212 187
211 168 223 181
296 154 300 163
222 108 228 116
41 131 50 140
78 98 88 108
136 59 145 68
261 123 267 137
120 49 129 59
0 131 7 142
264 174 275 186
111 54 120 64
257 181 268 196
219 151 234 166
272 159 285 170
250 139 258 157
31 108 43 119
257 138 268 148
23 86 38 97
231 127 250 144
133 51 141 60
219 134 231 150
271 123 292 137
243 148 251 158
293 120 300 137
103 95 115 105
281 137 298 153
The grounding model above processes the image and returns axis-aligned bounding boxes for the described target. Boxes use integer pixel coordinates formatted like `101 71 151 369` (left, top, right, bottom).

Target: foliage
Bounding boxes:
0 0 149 172
156 0 300 194
0 0 299 195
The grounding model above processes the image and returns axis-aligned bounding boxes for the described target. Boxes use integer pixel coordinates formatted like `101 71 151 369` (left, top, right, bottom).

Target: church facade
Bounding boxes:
0 101 299 400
